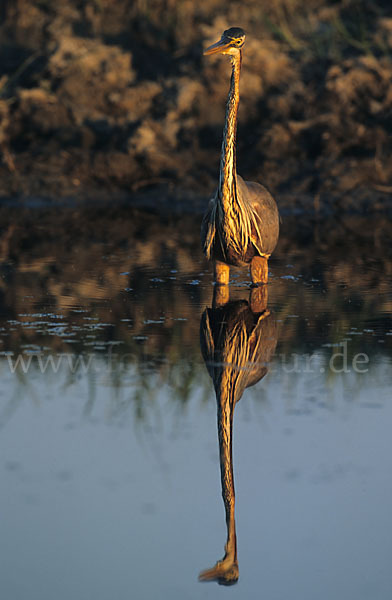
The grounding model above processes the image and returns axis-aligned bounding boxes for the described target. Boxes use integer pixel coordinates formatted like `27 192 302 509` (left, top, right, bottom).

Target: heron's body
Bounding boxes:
201 27 279 284
202 175 279 266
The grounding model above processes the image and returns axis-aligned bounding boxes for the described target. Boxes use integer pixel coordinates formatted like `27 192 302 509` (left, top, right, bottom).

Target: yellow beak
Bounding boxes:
203 38 232 56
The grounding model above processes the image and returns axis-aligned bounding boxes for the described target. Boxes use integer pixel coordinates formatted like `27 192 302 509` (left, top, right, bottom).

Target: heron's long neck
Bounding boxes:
216 383 237 561
219 52 242 211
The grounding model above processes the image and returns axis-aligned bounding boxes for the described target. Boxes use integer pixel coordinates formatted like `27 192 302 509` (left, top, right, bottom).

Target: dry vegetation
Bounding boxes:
0 0 391 211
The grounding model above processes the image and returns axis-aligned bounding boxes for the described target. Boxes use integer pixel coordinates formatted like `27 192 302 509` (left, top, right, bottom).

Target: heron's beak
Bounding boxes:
204 38 231 56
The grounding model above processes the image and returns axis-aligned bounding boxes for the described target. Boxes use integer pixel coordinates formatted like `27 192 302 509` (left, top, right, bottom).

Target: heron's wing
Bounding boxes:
239 177 280 257
201 197 217 260
200 309 216 380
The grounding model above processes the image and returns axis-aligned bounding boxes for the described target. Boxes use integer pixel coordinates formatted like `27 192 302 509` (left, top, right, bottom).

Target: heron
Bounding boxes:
199 287 278 585
201 27 279 285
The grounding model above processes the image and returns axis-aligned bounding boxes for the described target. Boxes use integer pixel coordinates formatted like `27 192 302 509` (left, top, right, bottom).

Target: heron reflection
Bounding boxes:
199 285 277 585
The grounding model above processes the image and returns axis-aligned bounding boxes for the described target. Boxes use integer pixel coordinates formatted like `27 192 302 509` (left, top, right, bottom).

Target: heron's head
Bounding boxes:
204 27 245 57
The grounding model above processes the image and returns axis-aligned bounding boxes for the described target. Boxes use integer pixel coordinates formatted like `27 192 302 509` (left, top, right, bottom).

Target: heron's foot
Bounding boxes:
214 260 230 285
250 285 268 313
250 256 269 285
199 556 239 586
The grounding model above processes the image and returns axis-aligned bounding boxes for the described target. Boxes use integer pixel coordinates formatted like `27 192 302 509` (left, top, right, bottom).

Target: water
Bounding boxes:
0 204 391 599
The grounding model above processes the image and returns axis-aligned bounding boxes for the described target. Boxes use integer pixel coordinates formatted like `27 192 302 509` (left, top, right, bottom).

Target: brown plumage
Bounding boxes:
201 27 279 285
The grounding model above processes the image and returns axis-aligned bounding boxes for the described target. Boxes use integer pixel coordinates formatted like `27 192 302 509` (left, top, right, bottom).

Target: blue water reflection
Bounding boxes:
0 208 391 599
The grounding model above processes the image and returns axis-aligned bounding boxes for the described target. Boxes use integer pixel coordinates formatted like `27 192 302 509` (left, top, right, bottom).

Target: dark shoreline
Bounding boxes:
1 2 391 208
1 185 391 219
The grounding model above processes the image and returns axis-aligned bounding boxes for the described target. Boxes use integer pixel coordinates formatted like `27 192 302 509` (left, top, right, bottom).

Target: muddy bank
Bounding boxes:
0 1 391 212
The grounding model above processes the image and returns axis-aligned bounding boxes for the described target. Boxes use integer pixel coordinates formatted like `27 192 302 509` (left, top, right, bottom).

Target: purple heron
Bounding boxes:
201 27 279 285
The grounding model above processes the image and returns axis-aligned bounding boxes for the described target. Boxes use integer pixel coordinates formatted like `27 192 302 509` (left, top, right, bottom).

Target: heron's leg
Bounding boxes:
214 261 230 285
213 284 230 308
250 285 268 313
250 256 268 285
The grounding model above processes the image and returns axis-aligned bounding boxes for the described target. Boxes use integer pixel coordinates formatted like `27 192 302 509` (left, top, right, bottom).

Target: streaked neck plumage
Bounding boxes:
216 381 237 565
219 51 242 211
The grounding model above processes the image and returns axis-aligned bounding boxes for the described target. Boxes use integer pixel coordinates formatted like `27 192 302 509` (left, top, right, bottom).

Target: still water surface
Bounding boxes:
0 205 391 599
